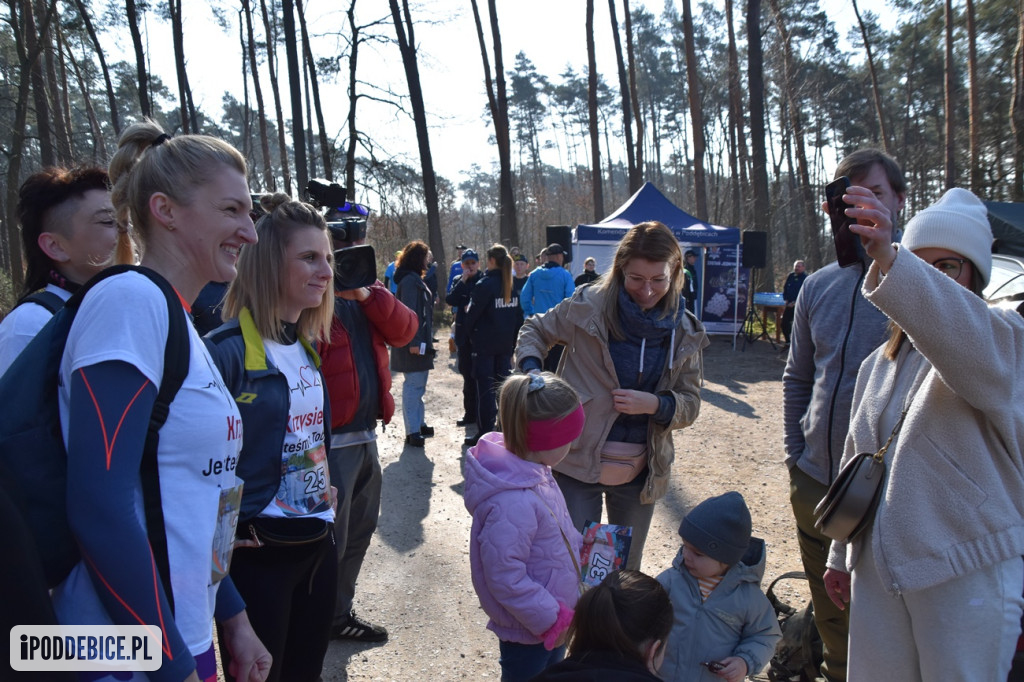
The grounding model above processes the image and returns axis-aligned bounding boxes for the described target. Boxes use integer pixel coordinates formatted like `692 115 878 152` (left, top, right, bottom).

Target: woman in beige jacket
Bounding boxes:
823 188 1024 680
515 221 708 570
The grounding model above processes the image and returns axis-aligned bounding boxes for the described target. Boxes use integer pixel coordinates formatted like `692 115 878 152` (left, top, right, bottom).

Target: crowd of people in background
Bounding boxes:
2 134 1023 682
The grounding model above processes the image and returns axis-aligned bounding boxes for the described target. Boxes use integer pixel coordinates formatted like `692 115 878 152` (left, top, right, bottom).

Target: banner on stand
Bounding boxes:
699 244 749 335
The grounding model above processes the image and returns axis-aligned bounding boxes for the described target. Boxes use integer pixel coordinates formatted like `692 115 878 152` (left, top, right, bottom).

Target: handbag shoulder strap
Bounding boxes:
530 488 581 578
876 355 931 462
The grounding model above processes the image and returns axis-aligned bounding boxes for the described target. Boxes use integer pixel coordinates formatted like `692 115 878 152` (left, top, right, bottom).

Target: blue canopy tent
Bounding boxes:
572 182 743 339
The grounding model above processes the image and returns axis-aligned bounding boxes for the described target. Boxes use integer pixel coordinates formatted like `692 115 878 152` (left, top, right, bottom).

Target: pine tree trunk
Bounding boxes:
125 0 150 118
852 0 890 154
25 0 54 165
281 0 308 193
624 0 643 189
344 0 359 198
586 0 605 220
260 0 293 195
682 0 708 220
470 0 518 246
390 0 445 273
746 0 771 251
726 0 749 227
5 0 58 293
1012 0 1024 200
965 0 981 193
296 0 332 180
943 0 956 189
72 0 119 135
608 0 638 193
66 46 106 161
768 0 818 270
48 14 73 162
243 0 275 190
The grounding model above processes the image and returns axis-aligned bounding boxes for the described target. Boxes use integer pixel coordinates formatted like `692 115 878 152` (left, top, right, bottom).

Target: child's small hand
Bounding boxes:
715 656 747 682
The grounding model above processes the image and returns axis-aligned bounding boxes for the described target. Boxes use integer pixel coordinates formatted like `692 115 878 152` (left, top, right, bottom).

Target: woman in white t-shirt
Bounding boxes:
0 166 121 375
204 194 337 682
55 122 270 682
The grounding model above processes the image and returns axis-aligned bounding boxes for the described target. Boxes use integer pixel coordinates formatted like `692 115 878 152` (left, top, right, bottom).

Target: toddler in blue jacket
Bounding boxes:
656 491 781 682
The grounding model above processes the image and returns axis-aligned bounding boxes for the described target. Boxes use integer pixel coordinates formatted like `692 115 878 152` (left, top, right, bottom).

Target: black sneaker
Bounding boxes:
420 425 435 437
456 416 476 427
405 433 425 447
331 611 388 642
464 433 481 447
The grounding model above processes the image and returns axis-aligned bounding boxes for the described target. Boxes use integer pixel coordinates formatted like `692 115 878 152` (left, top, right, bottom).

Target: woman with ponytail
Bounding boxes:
463 243 522 446
54 120 269 682
205 193 336 682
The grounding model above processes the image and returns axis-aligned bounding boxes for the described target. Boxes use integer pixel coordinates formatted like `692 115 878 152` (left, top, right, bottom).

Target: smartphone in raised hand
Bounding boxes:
825 176 860 268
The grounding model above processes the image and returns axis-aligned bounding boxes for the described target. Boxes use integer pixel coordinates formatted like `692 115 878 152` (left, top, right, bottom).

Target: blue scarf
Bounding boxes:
606 289 685 443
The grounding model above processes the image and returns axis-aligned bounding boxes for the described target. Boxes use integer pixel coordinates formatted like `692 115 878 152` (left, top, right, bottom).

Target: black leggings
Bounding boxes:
219 526 337 682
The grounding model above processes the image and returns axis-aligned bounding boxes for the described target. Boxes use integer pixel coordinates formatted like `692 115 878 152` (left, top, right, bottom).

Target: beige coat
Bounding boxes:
515 285 708 503
827 249 1024 593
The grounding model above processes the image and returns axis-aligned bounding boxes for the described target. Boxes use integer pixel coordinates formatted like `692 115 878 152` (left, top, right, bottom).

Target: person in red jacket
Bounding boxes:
319 222 418 642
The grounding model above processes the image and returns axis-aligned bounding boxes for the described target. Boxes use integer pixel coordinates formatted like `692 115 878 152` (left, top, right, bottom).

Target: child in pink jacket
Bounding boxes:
464 372 586 681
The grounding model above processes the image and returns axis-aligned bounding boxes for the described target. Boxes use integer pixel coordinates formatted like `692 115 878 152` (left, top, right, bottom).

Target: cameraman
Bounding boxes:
318 207 417 642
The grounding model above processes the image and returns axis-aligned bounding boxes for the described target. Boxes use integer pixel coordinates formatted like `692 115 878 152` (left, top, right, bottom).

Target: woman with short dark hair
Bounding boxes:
0 166 120 373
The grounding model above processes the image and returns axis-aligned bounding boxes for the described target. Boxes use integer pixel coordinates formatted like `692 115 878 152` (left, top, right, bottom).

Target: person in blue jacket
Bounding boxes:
521 244 575 372
206 193 337 682
462 244 522 447
521 244 575 318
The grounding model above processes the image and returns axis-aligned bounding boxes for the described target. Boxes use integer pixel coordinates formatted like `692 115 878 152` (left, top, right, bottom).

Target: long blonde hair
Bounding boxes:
594 221 684 340
108 119 247 261
223 193 334 343
498 372 580 459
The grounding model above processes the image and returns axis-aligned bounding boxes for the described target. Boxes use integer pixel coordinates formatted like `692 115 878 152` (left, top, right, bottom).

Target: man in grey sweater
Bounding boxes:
781 149 906 682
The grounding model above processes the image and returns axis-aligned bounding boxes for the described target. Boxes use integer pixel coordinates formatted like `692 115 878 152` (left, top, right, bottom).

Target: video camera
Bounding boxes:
305 178 370 243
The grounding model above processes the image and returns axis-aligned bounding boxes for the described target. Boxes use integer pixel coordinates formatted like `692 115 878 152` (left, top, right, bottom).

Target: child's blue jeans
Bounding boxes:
498 640 565 681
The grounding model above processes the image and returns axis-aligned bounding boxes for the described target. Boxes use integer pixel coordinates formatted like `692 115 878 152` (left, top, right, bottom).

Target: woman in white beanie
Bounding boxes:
822 187 1024 680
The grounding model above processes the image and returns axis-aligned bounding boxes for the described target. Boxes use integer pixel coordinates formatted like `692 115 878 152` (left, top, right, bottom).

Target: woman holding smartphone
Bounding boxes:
823 188 1024 680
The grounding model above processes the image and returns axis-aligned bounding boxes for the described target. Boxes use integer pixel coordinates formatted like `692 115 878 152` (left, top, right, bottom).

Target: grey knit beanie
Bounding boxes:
901 188 993 287
678 491 752 566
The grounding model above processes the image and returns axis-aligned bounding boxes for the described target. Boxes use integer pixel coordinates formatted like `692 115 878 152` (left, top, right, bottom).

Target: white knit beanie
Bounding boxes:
901 188 993 287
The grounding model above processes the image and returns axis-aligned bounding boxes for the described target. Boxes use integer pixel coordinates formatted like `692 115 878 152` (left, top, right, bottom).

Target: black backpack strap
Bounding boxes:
135 267 190 615
17 290 65 314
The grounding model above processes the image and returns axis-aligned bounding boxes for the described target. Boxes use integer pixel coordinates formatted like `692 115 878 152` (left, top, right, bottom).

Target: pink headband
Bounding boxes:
526 403 585 452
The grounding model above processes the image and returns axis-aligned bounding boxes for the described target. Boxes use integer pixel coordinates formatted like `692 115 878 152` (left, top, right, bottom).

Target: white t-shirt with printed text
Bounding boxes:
53 272 244 660
259 339 333 523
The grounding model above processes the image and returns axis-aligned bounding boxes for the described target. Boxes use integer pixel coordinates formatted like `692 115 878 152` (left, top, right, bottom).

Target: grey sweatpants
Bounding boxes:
849 538 1022 681
327 440 383 625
